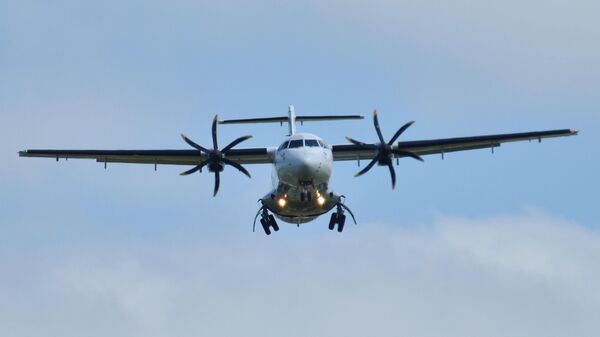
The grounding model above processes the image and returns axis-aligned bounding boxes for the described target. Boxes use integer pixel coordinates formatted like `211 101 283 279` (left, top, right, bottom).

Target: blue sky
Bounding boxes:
1 1 599 336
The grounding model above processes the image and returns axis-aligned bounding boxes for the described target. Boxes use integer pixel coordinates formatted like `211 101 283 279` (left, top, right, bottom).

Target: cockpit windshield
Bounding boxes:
278 138 326 150
288 139 304 148
278 141 289 151
305 139 319 147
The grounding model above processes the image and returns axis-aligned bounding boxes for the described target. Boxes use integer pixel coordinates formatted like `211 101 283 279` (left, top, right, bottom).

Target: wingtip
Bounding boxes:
570 129 579 135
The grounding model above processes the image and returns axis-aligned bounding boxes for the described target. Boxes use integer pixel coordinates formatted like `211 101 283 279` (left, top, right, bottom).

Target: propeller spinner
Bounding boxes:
180 115 253 196
346 110 424 189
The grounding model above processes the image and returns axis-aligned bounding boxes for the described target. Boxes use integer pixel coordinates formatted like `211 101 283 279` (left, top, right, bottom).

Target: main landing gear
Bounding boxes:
328 198 357 233
253 203 279 235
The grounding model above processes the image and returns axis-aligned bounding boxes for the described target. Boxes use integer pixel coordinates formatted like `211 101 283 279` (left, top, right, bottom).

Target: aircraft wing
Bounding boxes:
18 148 275 165
332 129 578 161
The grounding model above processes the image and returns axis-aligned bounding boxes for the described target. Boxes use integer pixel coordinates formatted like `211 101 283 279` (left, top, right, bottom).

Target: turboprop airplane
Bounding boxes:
19 106 577 235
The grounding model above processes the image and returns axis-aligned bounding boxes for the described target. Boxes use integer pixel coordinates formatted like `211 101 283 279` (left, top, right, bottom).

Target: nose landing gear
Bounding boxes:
328 198 357 233
300 191 313 202
253 203 279 235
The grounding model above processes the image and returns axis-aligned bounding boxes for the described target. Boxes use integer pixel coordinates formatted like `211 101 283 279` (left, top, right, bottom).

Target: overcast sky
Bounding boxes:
1 1 599 336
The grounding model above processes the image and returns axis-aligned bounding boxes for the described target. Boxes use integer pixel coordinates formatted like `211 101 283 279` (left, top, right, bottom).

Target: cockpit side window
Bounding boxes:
317 139 327 148
278 141 289 151
288 139 304 148
305 139 319 147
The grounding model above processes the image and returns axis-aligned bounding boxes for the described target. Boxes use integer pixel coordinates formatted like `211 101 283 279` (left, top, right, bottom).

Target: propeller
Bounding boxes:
181 115 253 196
346 110 424 189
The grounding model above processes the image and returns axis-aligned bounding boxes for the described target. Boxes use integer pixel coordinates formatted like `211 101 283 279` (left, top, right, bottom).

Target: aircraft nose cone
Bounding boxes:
298 156 316 172
294 155 320 178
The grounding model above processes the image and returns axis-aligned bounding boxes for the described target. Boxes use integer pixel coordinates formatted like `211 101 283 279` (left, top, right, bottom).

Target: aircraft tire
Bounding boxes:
328 213 338 230
269 215 279 231
261 218 271 235
337 214 346 233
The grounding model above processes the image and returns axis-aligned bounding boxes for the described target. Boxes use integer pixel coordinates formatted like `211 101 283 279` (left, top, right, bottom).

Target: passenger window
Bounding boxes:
288 140 304 148
278 141 289 151
305 139 319 147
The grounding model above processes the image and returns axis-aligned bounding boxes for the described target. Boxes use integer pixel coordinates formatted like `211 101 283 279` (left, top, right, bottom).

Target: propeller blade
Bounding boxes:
181 134 210 153
355 155 379 177
211 115 219 150
213 170 220 197
345 136 369 146
372 110 386 145
180 165 202 176
221 135 253 153
221 157 252 178
388 121 415 145
348 111 421 189
387 162 396 189
392 149 424 162
180 159 210 176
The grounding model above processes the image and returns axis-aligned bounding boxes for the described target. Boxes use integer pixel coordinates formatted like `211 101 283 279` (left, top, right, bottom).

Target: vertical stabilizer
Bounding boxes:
288 105 296 135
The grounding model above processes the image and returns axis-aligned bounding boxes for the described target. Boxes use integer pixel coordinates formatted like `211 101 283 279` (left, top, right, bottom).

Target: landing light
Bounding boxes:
317 196 326 206
278 198 287 208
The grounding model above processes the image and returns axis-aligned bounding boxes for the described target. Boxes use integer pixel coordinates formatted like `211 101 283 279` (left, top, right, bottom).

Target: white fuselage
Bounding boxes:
261 132 338 224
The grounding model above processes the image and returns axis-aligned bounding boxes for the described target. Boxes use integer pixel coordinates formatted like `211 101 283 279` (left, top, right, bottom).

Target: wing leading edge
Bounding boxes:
19 129 577 166
332 129 578 161
19 148 275 165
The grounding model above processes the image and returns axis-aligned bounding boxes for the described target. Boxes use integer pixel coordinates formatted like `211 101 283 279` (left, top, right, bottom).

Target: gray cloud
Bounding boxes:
2 210 598 337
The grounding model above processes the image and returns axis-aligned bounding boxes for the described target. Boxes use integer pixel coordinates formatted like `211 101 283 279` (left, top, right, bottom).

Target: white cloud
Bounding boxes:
2 210 598 337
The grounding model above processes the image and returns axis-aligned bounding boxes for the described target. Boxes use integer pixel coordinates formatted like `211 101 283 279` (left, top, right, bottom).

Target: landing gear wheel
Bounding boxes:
337 214 346 233
253 204 282 235
260 218 271 235
268 215 279 232
328 213 338 231
329 199 356 233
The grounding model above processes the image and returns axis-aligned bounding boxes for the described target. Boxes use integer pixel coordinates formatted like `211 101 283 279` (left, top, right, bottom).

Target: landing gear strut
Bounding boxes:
300 191 312 202
328 198 357 233
253 203 279 235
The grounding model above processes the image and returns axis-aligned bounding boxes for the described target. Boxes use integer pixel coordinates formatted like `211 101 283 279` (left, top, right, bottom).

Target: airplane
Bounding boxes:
19 105 578 235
